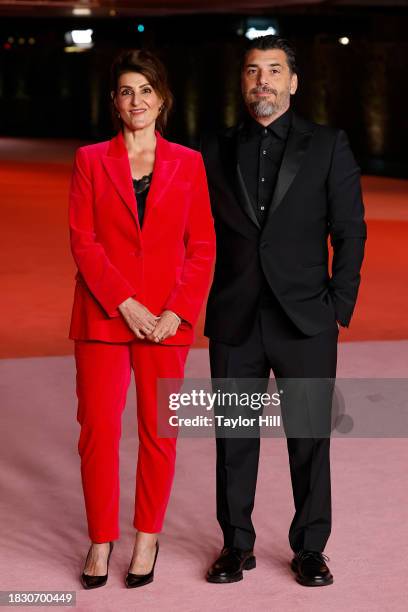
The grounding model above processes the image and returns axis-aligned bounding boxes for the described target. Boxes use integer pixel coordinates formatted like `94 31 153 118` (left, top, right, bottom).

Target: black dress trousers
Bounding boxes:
209 288 338 553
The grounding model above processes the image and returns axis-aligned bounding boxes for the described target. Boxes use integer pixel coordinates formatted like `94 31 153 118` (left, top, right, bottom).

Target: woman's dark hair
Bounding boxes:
109 49 174 134
243 35 297 75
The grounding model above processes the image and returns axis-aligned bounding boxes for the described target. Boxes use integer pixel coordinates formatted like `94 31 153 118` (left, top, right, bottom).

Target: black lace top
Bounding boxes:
132 172 153 228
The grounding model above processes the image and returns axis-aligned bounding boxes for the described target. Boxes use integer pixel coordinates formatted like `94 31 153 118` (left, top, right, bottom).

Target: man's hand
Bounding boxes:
118 297 159 339
145 310 181 343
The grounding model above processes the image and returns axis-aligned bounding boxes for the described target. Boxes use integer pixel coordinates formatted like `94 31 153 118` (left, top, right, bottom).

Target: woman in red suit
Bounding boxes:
68 49 216 589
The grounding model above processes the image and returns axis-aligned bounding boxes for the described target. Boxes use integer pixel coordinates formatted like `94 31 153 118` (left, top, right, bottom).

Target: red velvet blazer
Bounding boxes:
68 129 216 345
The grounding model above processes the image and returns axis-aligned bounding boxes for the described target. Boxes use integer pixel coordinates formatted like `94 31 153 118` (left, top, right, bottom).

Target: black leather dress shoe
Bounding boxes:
291 550 333 586
125 541 159 588
206 546 256 583
80 541 114 589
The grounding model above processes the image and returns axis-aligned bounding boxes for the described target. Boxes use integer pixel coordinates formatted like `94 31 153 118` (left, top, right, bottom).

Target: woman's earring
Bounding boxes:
117 112 121 118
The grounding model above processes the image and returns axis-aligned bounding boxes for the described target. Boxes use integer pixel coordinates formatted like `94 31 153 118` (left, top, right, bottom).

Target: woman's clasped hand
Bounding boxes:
118 297 180 342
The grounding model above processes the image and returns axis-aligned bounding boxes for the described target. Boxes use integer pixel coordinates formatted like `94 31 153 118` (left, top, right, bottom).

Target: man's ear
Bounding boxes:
290 73 298 95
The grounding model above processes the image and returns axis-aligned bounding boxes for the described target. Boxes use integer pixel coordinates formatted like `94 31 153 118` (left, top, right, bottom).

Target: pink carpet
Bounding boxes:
1 344 407 611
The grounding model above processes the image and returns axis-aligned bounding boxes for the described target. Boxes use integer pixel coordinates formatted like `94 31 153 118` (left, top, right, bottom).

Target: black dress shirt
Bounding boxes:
238 108 292 225
238 108 292 307
132 172 152 228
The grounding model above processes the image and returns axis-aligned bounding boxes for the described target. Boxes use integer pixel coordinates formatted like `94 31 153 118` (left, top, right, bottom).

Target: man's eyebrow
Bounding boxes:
245 62 283 68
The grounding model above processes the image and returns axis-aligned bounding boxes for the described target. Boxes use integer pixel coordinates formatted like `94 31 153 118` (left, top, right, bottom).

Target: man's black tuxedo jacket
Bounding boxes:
201 112 367 345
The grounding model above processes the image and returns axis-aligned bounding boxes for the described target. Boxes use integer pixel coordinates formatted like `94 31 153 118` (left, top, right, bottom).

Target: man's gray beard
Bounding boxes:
249 99 277 118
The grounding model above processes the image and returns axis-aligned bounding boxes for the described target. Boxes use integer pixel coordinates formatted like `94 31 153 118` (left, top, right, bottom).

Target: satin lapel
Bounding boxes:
266 117 314 221
236 163 261 229
219 128 261 230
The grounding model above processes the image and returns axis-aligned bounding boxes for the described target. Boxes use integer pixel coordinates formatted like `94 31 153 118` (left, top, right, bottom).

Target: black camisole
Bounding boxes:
132 172 153 228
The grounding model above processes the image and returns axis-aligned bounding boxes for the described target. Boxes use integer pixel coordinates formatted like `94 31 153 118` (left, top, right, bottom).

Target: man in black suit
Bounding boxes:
201 35 366 586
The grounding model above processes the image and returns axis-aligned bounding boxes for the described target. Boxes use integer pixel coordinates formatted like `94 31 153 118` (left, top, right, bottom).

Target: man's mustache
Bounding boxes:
250 87 277 95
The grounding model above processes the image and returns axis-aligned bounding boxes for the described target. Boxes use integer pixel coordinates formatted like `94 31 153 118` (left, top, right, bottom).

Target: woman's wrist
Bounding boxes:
118 296 135 312
163 309 181 325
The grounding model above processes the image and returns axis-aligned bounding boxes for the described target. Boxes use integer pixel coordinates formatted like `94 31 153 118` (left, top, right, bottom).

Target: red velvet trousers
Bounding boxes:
74 339 189 543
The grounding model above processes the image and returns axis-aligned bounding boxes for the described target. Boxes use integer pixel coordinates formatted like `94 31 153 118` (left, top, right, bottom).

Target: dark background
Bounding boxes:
1 5 407 176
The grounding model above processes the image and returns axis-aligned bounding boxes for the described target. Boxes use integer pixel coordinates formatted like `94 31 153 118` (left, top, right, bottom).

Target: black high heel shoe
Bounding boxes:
125 541 159 588
80 541 114 589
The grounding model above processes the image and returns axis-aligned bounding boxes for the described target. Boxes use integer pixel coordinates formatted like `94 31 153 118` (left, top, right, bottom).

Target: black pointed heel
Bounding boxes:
80 541 114 589
125 541 159 588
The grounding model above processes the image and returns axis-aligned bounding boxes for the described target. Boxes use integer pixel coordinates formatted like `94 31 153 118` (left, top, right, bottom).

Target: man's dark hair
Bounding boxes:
243 35 297 74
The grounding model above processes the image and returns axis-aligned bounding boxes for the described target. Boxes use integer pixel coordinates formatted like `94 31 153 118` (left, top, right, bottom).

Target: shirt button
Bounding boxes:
260 206 265 211
261 177 265 182
262 150 266 155
264 129 268 134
